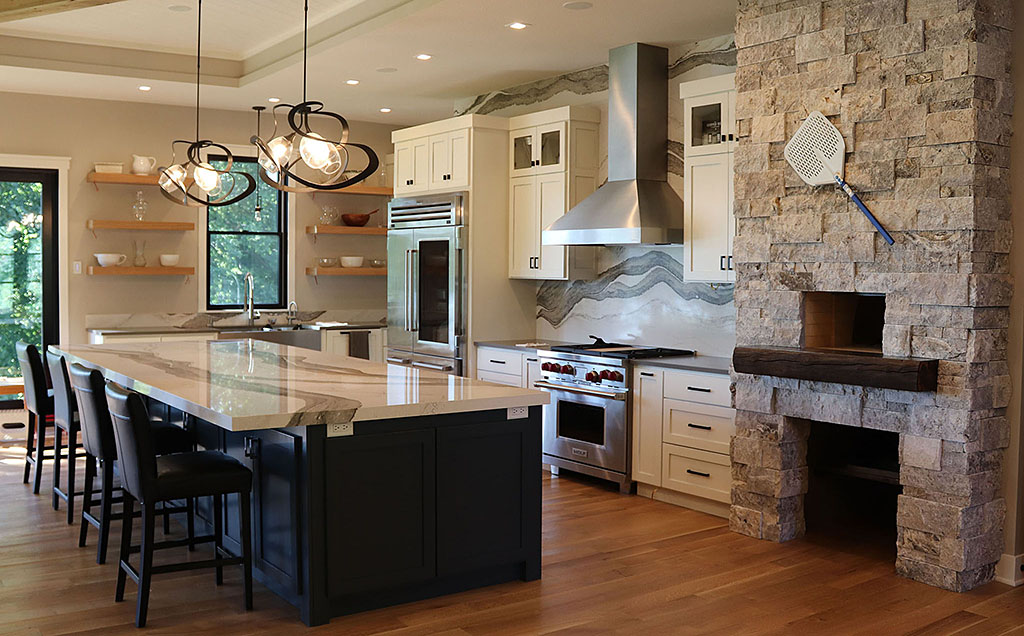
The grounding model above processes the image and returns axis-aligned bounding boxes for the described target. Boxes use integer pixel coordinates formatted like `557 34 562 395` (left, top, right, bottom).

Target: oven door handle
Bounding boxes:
533 381 627 401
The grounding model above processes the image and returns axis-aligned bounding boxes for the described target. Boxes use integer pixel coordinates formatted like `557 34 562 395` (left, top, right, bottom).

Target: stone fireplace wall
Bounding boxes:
730 0 1014 591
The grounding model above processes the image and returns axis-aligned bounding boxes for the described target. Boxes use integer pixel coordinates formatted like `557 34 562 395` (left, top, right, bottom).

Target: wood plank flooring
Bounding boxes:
0 441 1022 635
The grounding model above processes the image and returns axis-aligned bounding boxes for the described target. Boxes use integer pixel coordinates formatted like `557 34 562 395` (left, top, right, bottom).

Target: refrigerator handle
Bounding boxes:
410 249 419 331
404 249 413 332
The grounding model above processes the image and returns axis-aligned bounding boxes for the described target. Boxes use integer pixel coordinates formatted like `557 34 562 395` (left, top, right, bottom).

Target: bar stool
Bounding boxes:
43 349 83 523
16 341 55 495
106 382 253 628
66 361 195 564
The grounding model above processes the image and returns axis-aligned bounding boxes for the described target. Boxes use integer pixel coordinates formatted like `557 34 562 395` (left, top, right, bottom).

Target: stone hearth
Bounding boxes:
730 0 1013 591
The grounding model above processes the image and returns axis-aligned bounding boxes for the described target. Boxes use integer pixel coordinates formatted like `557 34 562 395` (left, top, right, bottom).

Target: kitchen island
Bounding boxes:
52 340 548 627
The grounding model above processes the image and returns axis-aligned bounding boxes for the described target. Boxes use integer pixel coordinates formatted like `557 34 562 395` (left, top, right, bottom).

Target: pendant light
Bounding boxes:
251 0 379 193
158 0 256 207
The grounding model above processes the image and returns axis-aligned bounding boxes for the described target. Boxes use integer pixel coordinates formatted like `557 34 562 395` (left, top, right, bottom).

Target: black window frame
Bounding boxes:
205 154 288 310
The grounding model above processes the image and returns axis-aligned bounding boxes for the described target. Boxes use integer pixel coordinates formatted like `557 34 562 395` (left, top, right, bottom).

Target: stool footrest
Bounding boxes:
128 534 215 554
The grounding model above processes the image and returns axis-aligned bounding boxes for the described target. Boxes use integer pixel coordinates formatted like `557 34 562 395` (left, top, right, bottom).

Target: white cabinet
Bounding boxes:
523 353 542 390
630 363 735 507
321 331 350 357
507 106 600 281
89 331 215 345
396 128 469 196
679 74 736 283
474 346 542 390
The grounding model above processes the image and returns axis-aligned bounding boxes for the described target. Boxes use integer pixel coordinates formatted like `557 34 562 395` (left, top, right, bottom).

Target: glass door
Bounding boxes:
0 167 58 406
509 127 537 178
386 229 416 353
413 227 460 359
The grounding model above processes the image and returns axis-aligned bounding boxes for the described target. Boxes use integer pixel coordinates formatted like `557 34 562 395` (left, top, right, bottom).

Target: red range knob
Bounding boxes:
599 369 611 380
561 365 575 375
542 362 553 371
611 371 623 382
587 371 600 382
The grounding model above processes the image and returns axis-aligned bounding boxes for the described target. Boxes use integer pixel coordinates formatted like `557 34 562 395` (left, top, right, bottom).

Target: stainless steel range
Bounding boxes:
536 337 694 492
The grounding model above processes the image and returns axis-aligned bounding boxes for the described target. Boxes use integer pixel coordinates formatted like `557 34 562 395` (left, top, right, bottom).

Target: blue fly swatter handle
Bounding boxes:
833 175 894 245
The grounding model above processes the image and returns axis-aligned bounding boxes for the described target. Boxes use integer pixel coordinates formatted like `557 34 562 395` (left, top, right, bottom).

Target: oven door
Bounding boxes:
536 381 628 474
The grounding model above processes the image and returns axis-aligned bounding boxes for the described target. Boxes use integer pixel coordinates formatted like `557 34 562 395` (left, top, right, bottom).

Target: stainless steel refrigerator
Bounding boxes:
385 193 466 375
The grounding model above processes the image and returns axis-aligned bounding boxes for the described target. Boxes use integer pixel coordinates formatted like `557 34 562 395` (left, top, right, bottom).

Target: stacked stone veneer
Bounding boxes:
730 0 1014 591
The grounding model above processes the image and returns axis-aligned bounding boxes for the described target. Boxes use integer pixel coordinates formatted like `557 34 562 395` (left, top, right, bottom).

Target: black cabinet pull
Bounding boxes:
489 359 506 365
640 372 655 377
687 423 712 431
720 255 726 271
687 386 712 393
686 469 711 478
727 255 734 270
527 358 538 362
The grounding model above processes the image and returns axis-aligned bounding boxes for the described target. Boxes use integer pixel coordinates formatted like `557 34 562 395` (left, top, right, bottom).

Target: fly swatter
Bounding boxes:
783 111 894 245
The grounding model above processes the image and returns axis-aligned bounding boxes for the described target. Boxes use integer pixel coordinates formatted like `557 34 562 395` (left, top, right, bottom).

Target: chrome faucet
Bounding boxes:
287 300 299 326
243 272 261 327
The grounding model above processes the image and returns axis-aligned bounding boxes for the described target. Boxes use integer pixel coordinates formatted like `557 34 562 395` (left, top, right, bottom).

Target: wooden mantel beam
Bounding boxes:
0 0 129 23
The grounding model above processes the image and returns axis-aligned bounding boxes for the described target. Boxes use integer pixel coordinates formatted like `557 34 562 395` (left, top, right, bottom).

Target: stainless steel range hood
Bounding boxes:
543 43 683 246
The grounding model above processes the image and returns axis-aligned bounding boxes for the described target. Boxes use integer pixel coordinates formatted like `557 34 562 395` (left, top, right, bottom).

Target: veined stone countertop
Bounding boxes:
632 354 732 375
474 339 577 352
53 341 548 432
88 322 386 336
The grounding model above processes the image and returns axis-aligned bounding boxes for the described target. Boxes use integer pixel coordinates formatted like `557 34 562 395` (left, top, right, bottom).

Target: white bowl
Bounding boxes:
340 256 364 268
94 253 126 267
159 254 180 267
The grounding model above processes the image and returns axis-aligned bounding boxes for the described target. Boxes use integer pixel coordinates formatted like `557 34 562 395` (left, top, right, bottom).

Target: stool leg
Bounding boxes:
51 426 63 508
115 494 134 603
33 417 46 495
213 494 223 586
136 503 155 628
66 429 77 525
79 454 96 548
239 490 253 611
98 460 114 565
23 411 35 484
186 497 195 552
162 502 171 535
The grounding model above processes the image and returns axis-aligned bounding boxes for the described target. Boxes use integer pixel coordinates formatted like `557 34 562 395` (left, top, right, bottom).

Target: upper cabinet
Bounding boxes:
507 106 600 281
679 74 736 283
393 117 485 197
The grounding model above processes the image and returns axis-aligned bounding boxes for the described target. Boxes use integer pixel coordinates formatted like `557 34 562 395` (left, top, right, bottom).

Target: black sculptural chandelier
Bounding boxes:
158 0 256 207
251 0 379 193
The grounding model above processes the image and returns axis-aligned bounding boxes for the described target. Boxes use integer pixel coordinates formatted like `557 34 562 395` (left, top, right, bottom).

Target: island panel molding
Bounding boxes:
732 346 938 392
729 0 1013 592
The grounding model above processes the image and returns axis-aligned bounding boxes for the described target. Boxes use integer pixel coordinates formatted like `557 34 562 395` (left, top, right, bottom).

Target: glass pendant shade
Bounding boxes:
193 162 221 192
267 135 293 167
159 164 187 192
299 133 332 170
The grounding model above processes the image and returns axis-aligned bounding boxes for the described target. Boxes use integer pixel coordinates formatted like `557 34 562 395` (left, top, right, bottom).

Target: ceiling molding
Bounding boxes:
0 0 129 24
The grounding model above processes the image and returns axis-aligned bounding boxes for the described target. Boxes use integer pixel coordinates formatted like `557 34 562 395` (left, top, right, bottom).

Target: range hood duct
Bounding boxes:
543 42 683 246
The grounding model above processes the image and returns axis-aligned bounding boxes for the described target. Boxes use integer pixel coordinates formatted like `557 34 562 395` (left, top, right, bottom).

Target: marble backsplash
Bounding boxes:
456 35 738 357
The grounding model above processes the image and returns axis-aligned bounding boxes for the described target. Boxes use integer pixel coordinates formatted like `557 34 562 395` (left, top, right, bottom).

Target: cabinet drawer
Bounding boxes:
663 399 735 455
476 349 524 375
663 370 731 407
661 444 731 503
477 369 523 388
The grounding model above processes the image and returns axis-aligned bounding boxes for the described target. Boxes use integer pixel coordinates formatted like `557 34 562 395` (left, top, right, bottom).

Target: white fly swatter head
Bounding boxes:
784 111 846 186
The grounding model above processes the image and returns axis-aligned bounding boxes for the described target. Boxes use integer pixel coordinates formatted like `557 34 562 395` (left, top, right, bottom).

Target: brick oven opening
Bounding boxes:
803 292 885 354
805 421 901 559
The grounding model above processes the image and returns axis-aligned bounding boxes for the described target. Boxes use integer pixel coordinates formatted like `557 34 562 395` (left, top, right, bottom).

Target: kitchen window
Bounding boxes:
206 156 287 309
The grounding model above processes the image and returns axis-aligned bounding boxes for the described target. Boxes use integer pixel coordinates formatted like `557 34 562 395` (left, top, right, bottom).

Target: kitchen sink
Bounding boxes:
217 327 321 351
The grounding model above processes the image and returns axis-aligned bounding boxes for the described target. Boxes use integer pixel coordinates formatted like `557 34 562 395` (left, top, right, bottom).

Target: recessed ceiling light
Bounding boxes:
138 85 152 92
562 1 592 9
345 79 360 85
415 53 432 61
376 67 398 73
268 97 281 103
506 21 530 30
168 4 191 11
379 107 392 113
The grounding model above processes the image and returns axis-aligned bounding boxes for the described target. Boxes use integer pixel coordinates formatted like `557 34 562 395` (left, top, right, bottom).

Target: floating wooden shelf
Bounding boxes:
306 225 387 236
88 266 195 276
733 346 938 392
306 267 387 278
310 185 393 196
88 219 195 232
87 171 161 186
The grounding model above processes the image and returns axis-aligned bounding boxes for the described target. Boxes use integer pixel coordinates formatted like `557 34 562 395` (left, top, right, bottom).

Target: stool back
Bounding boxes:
16 341 48 415
44 351 77 434
68 363 116 461
105 382 157 503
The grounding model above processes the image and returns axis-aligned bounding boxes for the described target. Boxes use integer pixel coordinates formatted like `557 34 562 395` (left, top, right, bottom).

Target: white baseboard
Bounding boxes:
995 553 1024 586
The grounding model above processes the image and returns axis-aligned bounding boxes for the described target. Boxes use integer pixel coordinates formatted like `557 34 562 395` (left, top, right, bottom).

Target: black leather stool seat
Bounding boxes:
151 423 194 456
155 451 252 500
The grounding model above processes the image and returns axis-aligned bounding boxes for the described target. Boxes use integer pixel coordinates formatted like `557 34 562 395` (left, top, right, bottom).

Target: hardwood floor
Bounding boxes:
1 441 1023 635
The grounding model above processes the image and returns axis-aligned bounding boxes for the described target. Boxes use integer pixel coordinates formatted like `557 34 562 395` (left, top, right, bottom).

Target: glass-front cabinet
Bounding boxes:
509 121 566 178
683 87 736 158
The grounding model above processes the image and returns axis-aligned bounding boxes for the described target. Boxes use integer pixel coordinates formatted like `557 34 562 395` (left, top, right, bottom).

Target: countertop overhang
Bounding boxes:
53 340 548 432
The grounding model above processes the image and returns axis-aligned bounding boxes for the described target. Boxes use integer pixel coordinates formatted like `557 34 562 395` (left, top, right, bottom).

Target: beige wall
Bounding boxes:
0 91 397 343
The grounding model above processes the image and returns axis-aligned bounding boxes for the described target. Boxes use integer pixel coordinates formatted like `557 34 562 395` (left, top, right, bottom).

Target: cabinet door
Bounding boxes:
523 355 542 391
251 429 304 594
510 126 536 178
535 121 566 174
683 152 732 283
685 91 730 157
427 133 450 190
410 137 429 192
535 172 567 279
477 369 522 387
631 367 664 486
447 128 470 188
394 140 414 195
322 331 350 357
508 176 538 278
